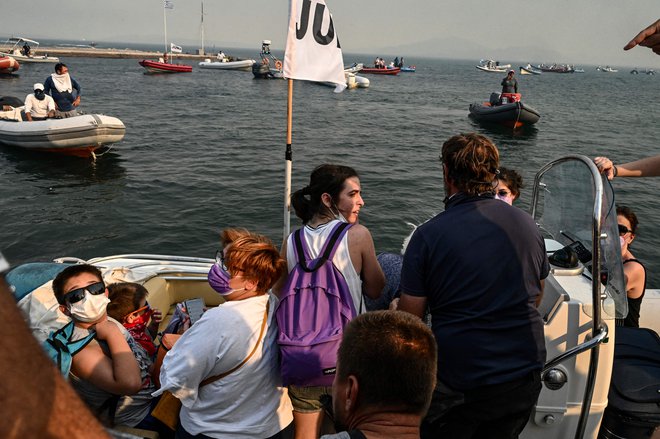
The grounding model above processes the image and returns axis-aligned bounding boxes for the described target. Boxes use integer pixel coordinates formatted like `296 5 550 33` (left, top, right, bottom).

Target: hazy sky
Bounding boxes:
4 0 660 67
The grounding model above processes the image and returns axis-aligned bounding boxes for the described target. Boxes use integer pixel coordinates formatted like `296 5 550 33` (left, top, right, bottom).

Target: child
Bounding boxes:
107 282 162 357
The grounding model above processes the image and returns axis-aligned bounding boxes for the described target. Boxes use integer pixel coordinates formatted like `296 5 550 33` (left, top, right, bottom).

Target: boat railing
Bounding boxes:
531 155 606 439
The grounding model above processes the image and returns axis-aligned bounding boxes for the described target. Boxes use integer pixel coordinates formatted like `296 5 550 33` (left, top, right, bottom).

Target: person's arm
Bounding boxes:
147 308 163 339
623 261 645 300
398 292 428 319
594 155 660 179
514 80 518 93
349 225 385 299
24 95 33 121
25 112 33 121
46 97 56 118
536 279 545 308
70 319 142 395
72 78 81 106
624 19 660 53
271 238 289 297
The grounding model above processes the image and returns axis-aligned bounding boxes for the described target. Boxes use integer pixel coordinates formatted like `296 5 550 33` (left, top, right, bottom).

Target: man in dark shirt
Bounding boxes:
501 69 518 94
43 63 82 118
399 133 549 439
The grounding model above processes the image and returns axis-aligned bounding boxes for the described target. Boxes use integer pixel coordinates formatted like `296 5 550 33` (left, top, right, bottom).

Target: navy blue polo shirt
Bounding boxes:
401 193 548 391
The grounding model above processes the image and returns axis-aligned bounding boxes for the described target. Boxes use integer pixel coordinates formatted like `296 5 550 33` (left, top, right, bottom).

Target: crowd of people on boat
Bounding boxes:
4 17 660 439
372 56 404 69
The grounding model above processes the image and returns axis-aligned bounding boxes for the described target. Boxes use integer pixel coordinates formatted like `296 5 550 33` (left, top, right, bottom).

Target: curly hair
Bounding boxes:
498 167 524 199
222 230 286 292
617 205 639 234
441 133 499 196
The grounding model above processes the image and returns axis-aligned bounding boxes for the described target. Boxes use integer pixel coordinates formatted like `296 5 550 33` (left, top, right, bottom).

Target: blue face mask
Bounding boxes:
208 263 244 296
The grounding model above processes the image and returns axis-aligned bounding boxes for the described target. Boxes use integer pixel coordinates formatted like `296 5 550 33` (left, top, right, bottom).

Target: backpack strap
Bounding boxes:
295 222 352 273
44 320 96 376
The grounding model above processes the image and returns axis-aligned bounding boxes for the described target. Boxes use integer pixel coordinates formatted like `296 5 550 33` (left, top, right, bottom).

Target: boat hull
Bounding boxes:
360 67 400 75
469 101 540 128
0 114 126 157
198 59 256 71
139 59 192 73
0 55 20 73
0 51 59 63
476 65 508 73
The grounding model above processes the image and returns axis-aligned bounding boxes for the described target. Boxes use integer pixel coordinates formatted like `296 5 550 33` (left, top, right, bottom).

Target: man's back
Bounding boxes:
401 194 547 390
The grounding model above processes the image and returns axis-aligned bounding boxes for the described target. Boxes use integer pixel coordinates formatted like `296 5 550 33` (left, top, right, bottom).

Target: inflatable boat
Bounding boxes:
0 111 126 157
198 59 256 71
469 93 540 129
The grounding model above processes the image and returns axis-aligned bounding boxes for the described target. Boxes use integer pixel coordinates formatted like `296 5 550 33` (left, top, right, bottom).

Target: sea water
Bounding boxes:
1 53 659 286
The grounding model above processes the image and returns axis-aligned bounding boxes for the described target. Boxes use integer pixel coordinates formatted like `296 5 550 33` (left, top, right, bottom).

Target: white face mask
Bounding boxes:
69 292 110 322
619 236 626 250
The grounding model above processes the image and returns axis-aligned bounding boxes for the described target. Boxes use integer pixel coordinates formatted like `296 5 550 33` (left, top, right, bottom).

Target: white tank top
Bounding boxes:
286 220 364 314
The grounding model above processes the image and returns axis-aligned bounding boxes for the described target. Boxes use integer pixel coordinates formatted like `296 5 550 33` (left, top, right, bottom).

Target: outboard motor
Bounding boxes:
489 92 501 106
252 62 272 79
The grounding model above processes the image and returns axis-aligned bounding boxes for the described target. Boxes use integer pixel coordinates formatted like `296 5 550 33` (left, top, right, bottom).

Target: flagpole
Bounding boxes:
283 78 294 242
163 2 168 58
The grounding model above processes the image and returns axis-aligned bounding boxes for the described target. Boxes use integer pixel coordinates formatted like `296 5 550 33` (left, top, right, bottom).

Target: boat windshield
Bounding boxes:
531 156 627 319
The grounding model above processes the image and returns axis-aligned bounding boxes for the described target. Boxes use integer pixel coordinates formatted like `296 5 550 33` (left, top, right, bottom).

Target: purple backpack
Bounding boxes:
277 222 356 386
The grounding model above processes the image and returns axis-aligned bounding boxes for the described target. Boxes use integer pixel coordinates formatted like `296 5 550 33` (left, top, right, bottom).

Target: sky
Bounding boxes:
3 0 660 68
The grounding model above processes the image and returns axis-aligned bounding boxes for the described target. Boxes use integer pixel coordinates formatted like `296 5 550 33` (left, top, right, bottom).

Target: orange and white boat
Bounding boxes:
0 54 19 74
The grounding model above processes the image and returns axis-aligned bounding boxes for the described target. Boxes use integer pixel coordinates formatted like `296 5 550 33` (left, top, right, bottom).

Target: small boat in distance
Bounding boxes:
597 65 618 73
0 37 59 63
360 67 400 75
476 59 510 73
519 64 542 75
646 69 655 75
198 58 256 71
0 54 19 74
139 2 192 74
139 58 192 73
469 92 540 129
252 40 283 79
630 68 639 74
344 63 363 74
400 65 416 73
535 63 575 73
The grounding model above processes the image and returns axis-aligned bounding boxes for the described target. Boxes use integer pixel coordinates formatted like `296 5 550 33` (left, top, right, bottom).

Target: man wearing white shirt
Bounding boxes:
24 83 55 121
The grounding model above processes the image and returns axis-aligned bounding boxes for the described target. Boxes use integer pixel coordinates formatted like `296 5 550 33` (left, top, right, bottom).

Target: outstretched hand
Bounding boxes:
624 19 660 54
594 157 615 180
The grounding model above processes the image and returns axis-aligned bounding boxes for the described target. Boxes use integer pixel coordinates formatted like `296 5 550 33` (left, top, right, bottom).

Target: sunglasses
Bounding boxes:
64 281 106 305
215 249 228 271
618 224 633 235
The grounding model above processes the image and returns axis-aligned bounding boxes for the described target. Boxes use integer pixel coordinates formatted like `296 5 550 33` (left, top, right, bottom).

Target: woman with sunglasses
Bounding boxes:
52 264 152 427
617 205 647 327
158 229 293 439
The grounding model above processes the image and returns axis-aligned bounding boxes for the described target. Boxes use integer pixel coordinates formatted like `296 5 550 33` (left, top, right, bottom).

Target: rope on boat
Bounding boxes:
93 143 115 159
514 102 522 130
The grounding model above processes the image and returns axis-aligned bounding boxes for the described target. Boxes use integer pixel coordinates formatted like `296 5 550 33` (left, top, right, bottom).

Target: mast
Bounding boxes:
200 1 205 55
163 1 168 56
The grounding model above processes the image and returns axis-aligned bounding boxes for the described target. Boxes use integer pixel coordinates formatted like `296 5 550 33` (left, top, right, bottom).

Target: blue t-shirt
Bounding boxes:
400 193 548 391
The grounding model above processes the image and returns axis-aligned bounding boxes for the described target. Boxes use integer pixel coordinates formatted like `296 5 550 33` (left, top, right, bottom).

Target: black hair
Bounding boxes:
52 264 103 305
291 164 359 224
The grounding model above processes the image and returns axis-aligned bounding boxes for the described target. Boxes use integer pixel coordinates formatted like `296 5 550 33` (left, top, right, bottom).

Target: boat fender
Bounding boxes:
275 60 283 70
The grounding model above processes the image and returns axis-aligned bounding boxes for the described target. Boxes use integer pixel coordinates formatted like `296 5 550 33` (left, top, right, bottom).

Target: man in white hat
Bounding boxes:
24 83 55 121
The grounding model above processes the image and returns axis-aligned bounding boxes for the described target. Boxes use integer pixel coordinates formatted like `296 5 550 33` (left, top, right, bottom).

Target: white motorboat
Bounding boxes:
318 71 370 89
597 66 618 73
344 62 364 74
6 156 660 438
198 58 256 71
520 64 542 75
476 59 510 73
0 37 59 63
0 108 126 158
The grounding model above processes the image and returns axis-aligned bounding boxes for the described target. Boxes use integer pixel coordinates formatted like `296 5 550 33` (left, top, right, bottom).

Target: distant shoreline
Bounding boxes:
24 46 212 60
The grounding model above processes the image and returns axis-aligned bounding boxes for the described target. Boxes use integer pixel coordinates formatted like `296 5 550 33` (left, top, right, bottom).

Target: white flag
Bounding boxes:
170 43 182 53
283 0 346 92
164 1 174 9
